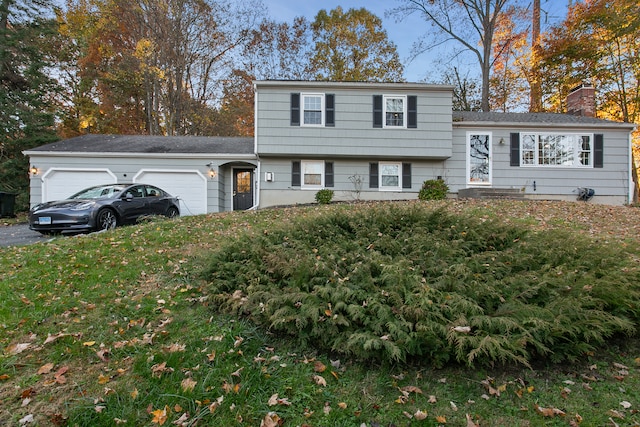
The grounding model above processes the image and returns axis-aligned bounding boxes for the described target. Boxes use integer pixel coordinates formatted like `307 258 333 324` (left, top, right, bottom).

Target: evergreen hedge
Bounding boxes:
203 203 640 367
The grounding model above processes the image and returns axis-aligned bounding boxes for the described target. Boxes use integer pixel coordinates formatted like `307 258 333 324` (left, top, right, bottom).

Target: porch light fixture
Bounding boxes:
30 165 38 175
205 162 218 179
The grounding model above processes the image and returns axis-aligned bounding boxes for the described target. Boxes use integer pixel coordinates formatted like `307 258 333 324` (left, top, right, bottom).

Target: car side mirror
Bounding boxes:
124 193 133 201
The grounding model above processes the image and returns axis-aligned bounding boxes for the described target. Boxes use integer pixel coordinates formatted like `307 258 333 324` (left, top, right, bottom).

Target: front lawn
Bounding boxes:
1 200 639 426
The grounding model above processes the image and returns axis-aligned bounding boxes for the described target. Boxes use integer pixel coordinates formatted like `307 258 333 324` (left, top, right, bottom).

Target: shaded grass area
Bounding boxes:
0 201 638 426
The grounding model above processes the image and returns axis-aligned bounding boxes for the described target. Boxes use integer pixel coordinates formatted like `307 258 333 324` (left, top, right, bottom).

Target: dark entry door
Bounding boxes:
233 169 253 210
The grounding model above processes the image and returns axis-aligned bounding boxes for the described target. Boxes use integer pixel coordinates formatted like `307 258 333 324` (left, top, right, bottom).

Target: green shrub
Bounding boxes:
418 179 449 200
202 203 640 367
315 189 334 204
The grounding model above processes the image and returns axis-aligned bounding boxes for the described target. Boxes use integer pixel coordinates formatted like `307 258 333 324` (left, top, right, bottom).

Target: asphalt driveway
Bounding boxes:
0 224 50 247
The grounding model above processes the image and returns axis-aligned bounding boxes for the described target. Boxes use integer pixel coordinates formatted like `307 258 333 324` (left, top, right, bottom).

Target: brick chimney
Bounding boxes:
567 83 596 117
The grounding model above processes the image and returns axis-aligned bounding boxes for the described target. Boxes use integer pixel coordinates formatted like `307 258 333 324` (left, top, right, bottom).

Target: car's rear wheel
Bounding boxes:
165 206 179 218
97 209 117 231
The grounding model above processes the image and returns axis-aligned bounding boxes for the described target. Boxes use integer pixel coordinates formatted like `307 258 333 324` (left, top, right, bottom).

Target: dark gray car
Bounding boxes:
29 183 180 235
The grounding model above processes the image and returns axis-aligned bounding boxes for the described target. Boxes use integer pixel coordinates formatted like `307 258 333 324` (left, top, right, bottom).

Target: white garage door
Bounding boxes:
134 170 207 216
42 169 117 202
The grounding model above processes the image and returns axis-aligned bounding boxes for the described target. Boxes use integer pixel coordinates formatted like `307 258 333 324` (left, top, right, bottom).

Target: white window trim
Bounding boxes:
520 132 594 168
301 93 325 127
379 161 402 191
301 160 325 190
383 94 407 129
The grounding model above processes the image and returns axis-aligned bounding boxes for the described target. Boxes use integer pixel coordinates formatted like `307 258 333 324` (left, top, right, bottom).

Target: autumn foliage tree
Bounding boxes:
541 0 640 123
310 7 404 82
391 0 510 111
58 0 264 137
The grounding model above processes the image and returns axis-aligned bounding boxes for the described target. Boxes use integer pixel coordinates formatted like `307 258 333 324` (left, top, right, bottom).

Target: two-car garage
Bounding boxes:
24 134 257 215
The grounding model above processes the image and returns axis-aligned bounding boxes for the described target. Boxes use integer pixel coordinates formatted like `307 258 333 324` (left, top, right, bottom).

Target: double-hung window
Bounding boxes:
303 93 324 126
369 162 411 190
373 95 417 128
291 93 334 127
385 96 406 127
291 161 334 189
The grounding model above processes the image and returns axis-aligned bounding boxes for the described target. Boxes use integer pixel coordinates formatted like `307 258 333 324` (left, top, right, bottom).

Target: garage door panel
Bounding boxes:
43 169 116 202
135 171 206 216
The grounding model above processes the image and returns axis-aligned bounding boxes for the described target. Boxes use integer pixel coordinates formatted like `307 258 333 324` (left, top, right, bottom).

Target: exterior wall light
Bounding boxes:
208 168 217 179
30 165 39 175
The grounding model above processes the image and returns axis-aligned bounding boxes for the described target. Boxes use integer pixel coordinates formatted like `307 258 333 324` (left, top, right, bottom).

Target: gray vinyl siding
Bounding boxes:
450 125 631 203
255 83 453 159
259 157 448 208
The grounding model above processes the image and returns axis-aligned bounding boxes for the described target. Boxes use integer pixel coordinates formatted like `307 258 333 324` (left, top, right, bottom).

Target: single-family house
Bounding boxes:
24 81 636 213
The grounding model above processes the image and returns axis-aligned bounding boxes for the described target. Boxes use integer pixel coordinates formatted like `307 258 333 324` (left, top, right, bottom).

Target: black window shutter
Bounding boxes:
291 93 300 126
510 133 520 166
325 162 334 187
369 162 379 188
594 134 604 168
373 95 383 128
292 161 301 186
325 94 335 127
407 96 417 128
402 163 412 188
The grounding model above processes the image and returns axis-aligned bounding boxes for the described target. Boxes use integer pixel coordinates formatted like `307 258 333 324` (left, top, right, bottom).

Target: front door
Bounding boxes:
467 132 492 185
233 169 254 210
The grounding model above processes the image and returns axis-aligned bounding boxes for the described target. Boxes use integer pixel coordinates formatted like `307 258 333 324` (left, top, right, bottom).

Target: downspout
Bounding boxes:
250 82 260 210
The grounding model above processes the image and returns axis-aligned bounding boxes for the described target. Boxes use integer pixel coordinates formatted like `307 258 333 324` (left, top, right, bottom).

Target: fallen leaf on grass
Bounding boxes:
37 363 55 375
620 401 632 409
268 394 292 406
260 412 281 427
151 405 170 425
466 413 480 426
400 385 423 394
534 404 566 417
414 409 428 420
43 333 69 345
7 342 31 355
181 378 197 392
18 414 34 425
313 361 326 372
313 374 327 387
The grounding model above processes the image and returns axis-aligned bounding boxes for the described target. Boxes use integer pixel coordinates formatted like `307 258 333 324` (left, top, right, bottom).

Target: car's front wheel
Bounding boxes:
96 209 117 231
165 206 179 218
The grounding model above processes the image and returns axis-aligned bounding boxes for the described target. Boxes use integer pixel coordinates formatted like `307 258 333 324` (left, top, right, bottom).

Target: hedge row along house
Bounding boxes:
25 81 636 214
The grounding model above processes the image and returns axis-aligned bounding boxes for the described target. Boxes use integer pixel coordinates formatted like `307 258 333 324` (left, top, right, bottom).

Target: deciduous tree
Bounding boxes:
310 7 404 82
391 0 512 111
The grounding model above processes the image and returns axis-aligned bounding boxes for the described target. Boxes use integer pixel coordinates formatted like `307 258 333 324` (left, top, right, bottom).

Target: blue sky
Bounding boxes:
265 0 569 83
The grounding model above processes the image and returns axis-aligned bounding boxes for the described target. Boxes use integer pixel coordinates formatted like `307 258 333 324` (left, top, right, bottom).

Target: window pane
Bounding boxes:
381 175 399 187
521 134 536 165
304 174 322 185
386 98 403 112
380 163 400 187
304 111 322 124
302 161 323 186
386 112 404 126
303 95 322 125
385 97 404 127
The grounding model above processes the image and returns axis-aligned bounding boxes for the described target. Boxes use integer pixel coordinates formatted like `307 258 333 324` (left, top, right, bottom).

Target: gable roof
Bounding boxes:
453 111 636 130
24 134 255 156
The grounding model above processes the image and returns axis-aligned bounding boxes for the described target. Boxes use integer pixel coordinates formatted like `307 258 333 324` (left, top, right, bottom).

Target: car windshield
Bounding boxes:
69 185 128 200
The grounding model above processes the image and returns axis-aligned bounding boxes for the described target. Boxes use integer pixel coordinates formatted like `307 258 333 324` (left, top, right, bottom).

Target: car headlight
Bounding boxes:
70 202 95 211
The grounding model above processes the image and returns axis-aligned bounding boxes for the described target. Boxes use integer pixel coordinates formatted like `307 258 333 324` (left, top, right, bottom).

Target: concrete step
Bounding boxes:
458 187 526 200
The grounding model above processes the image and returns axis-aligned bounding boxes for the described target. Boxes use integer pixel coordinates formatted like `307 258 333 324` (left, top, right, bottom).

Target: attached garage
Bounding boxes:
134 170 207 215
24 135 256 215
42 168 117 202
